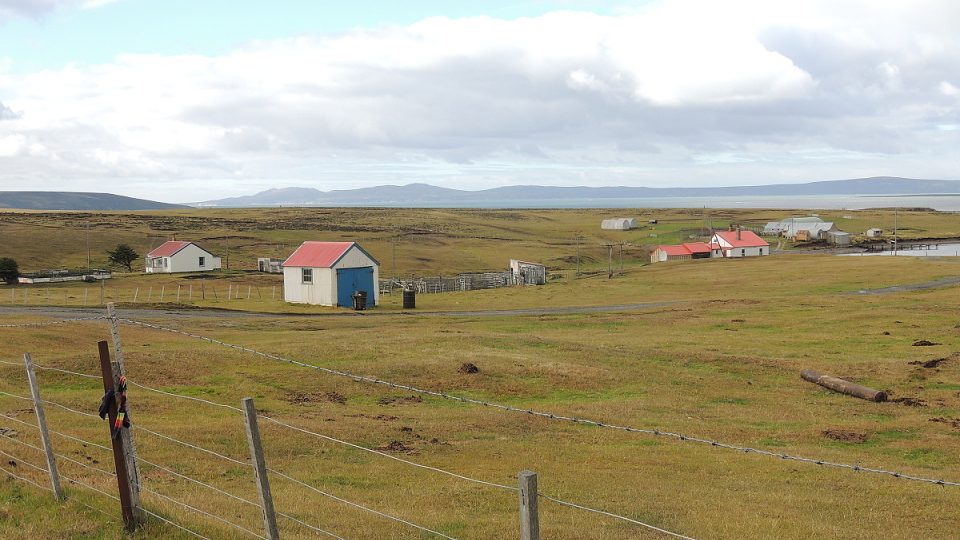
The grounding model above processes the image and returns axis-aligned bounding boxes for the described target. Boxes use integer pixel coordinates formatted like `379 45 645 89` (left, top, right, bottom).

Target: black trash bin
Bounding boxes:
402 287 416 309
351 290 368 311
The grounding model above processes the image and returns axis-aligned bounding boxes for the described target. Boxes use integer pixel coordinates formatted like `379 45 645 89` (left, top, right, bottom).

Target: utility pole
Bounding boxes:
86 222 91 270
575 233 581 277
893 207 899 256
607 244 613 278
619 242 623 275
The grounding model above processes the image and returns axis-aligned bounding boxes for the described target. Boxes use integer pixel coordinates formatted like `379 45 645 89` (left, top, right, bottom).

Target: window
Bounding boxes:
302 268 313 283
741 249 746 256
199 256 205 267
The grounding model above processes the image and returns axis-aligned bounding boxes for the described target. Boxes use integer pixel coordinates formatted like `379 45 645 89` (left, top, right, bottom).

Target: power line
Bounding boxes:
118 318 960 488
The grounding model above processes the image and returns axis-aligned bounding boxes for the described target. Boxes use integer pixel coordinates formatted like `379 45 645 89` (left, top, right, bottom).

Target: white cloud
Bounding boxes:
1 1 959 200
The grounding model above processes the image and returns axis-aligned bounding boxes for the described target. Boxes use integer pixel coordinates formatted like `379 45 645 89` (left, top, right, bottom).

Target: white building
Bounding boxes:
282 241 379 307
866 228 884 238
709 230 770 258
601 218 638 230
510 259 546 285
145 241 221 273
764 217 839 240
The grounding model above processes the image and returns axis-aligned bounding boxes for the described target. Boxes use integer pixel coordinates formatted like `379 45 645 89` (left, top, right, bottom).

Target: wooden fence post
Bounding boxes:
23 353 64 500
241 397 280 540
105 304 143 521
176 285 181 303
97 341 141 531
518 470 540 540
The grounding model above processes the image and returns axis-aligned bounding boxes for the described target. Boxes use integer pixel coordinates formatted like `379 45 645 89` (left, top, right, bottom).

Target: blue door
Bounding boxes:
336 267 375 307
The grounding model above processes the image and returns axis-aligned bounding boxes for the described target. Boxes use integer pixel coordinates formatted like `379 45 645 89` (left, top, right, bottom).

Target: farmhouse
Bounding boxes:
650 242 722 263
283 241 379 307
601 218 638 230
144 241 221 273
710 229 770 258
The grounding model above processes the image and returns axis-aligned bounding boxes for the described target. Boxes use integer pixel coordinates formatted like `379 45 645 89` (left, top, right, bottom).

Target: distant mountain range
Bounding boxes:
2 177 959 210
0 191 186 210
196 177 960 207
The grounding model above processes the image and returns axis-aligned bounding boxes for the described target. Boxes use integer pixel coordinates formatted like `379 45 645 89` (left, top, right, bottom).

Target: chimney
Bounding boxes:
736 226 742 241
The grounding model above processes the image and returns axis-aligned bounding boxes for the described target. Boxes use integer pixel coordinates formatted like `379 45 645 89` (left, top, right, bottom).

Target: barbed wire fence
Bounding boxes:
0 311 699 539
1 282 284 308
0 308 957 539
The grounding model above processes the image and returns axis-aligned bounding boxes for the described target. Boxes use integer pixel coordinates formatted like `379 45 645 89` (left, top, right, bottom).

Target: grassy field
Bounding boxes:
1 207 960 539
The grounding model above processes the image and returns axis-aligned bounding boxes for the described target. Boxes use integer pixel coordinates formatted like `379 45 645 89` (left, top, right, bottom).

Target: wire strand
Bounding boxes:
117 317 960 488
268 468 457 540
140 485 266 539
0 316 108 328
539 493 697 539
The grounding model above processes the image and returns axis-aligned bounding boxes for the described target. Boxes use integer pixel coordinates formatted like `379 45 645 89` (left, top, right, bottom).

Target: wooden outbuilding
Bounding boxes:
282 241 379 307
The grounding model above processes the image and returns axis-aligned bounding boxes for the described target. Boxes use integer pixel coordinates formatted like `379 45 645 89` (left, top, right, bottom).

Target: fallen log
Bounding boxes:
800 369 888 402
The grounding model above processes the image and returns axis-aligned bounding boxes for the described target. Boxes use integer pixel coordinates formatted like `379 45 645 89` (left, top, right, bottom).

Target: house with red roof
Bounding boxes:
144 241 221 273
709 228 770 258
282 241 380 307
650 242 722 263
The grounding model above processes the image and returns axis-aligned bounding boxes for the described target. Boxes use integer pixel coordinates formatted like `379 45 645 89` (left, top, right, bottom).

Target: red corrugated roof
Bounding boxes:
714 230 769 248
681 242 712 253
146 241 191 258
656 245 693 256
283 241 355 268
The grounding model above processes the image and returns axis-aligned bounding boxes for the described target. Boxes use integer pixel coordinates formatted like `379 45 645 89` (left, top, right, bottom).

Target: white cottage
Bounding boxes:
145 241 221 273
709 230 770 258
282 241 380 307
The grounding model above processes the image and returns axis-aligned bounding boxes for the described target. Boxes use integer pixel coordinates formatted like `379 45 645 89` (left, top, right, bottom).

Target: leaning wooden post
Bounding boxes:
97 341 141 531
518 470 540 540
106 304 143 518
23 353 64 500
241 397 280 540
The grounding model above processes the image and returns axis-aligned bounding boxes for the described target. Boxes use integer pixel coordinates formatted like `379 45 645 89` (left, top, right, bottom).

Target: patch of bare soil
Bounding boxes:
822 429 868 443
930 417 960 429
377 440 415 453
0 427 18 437
377 395 423 406
345 413 398 421
459 362 479 374
912 340 940 346
891 397 928 407
909 358 948 368
287 392 347 405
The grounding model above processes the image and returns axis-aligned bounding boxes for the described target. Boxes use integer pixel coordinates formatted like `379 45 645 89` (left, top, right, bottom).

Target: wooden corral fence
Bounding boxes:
381 270 521 295
1 283 285 307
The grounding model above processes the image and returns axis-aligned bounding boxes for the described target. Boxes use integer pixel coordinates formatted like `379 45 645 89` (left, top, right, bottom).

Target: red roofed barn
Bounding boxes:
650 242 722 263
282 241 380 307
145 241 221 273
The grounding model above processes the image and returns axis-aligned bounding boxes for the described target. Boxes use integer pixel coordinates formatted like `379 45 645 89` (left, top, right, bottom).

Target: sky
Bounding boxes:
0 0 958 203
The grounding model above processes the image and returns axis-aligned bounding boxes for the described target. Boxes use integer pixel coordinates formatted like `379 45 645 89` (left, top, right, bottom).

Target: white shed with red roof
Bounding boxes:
144 241 221 273
710 229 770 258
282 241 379 307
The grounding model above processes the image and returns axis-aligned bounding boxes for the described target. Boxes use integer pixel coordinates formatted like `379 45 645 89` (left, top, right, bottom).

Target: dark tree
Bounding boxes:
107 244 139 272
0 257 19 284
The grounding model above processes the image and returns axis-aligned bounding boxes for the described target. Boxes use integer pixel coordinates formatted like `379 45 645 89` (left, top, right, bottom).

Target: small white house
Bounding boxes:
601 218 638 230
709 229 770 258
283 241 379 307
866 228 883 238
145 241 221 273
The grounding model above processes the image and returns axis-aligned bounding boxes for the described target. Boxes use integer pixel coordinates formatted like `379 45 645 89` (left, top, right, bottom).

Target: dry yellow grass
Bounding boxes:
1 207 960 538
